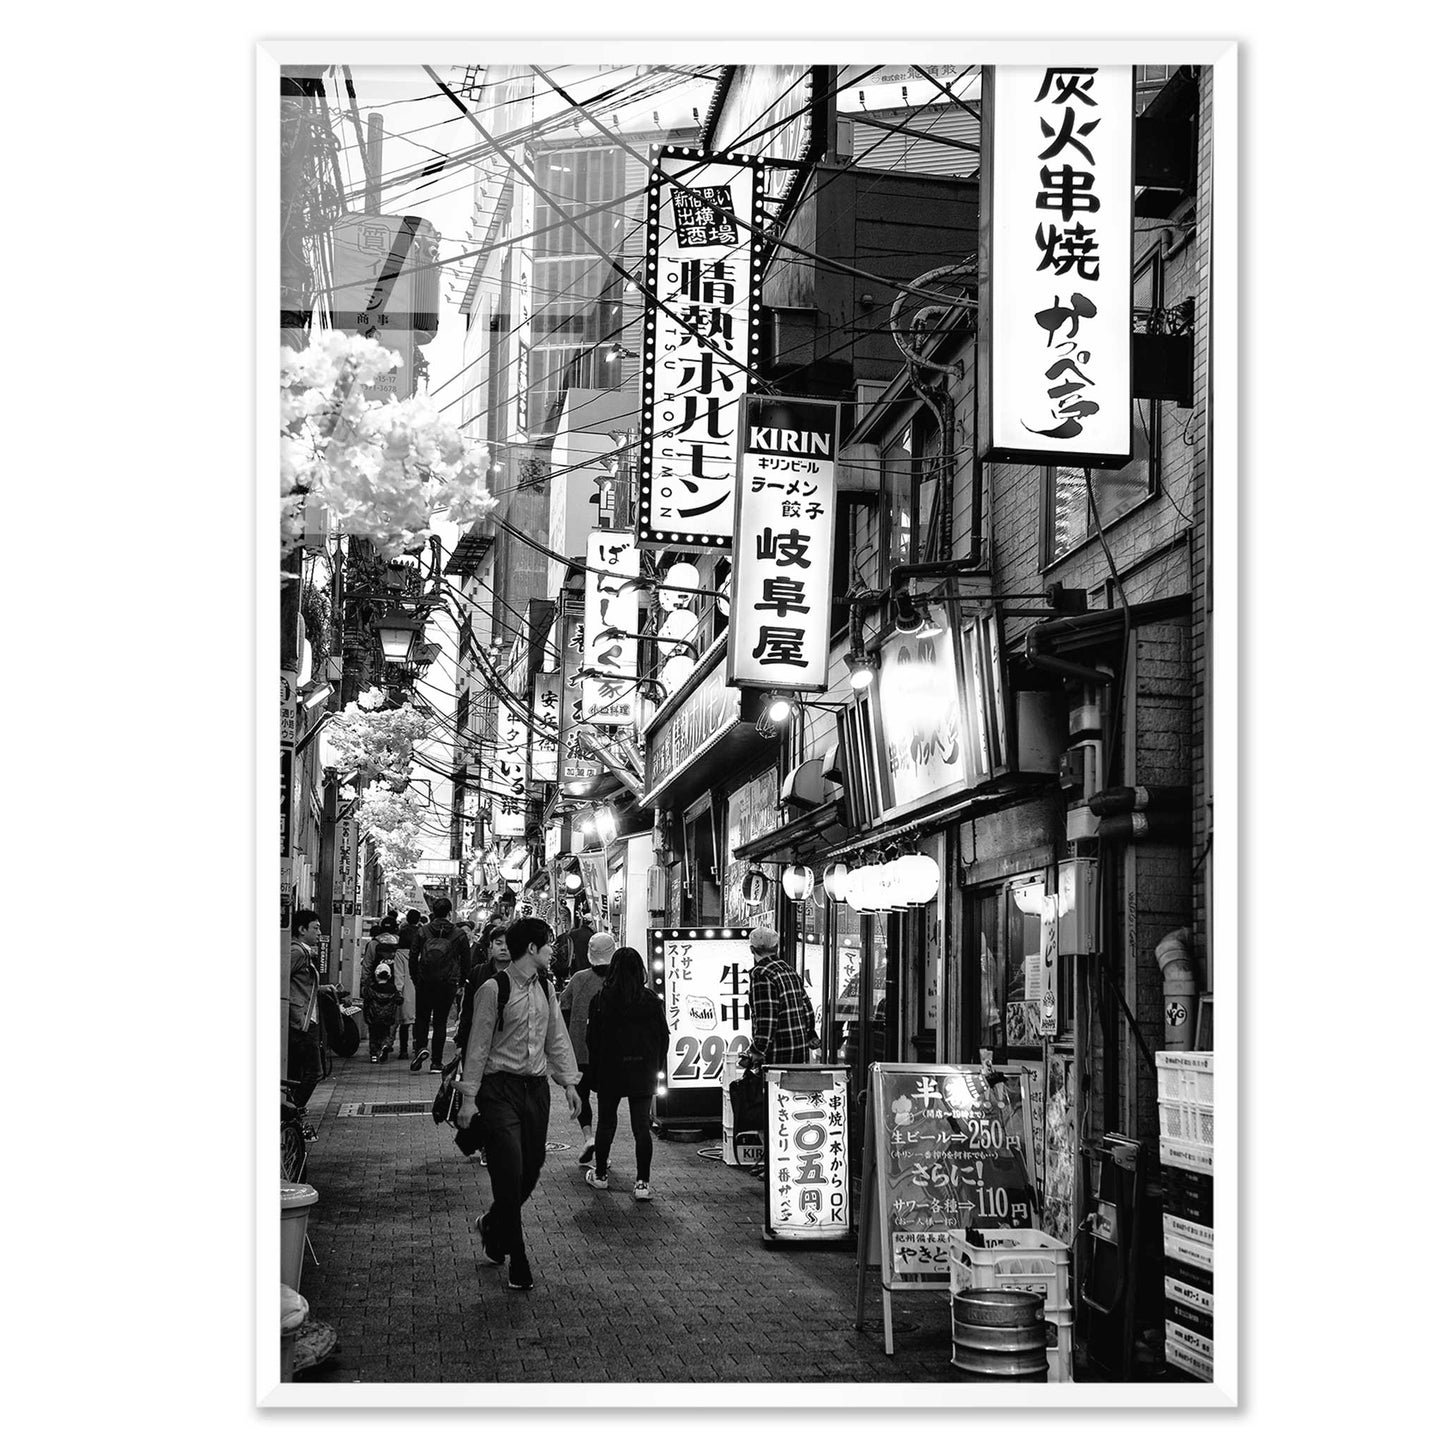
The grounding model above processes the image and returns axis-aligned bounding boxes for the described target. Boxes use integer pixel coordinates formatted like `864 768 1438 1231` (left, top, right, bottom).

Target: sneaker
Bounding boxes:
586 1167 609 1190
474 1213 505 1266
409 1048 430 1072
507 1250 534 1291
379 1044 392 1062
577 1144 595 1167
430 1066 443 1074
633 1180 653 1201
369 1054 379 1063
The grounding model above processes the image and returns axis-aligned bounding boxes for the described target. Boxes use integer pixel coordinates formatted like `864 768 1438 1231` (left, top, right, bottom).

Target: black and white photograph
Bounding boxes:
267 42 1236 1403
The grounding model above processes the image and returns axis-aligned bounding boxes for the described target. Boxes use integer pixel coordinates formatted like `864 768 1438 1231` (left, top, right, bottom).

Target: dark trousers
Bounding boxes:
414 979 455 1063
287 1025 321 1108
594 1093 654 1181
576 1064 595 1130
478 1073 551 1254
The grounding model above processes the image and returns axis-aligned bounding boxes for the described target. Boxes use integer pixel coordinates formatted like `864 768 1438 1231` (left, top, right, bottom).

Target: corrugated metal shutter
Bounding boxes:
845 106 980 179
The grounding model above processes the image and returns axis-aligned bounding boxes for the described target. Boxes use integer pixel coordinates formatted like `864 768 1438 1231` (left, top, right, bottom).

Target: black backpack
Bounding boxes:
455 968 550 1059
417 926 457 984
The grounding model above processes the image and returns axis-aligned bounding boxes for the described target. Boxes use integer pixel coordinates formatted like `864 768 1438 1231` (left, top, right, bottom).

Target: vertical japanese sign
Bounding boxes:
980 66 1134 466
530 670 560 784
637 148 764 549
583 530 639 726
512 136 536 438
1040 893 1060 1038
649 929 754 1092
559 596 602 787
331 817 356 916
492 697 527 839
765 1068 851 1241
727 395 839 691
281 671 296 925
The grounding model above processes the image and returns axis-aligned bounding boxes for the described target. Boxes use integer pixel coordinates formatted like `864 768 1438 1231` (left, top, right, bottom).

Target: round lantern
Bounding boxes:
897 852 941 904
823 862 850 901
781 863 815 901
658 654 695 698
742 866 770 908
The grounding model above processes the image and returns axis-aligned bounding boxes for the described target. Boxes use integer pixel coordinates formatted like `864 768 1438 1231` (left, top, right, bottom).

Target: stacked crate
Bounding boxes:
1156 1051 1213 1381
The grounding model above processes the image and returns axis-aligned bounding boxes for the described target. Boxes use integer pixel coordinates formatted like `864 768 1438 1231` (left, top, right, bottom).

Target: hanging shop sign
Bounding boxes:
492 698 528 840
979 65 1134 467
280 670 297 747
559 595 603 787
330 818 356 917
872 609 1010 819
511 180 535 437
530 670 560 784
644 648 742 802
764 1067 851 1242
648 928 755 1093
637 147 765 550
583 530 639 726
726 395 840 692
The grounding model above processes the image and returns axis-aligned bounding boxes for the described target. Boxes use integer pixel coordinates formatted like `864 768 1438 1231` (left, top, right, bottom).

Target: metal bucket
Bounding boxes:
951 1289 1049 1381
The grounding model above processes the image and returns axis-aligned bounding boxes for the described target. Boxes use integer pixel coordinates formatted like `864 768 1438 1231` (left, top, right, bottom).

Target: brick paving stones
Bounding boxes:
292 1051 965 1385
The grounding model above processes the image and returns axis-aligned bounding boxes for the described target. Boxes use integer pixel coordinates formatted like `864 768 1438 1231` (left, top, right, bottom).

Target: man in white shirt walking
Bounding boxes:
456 915 580 1291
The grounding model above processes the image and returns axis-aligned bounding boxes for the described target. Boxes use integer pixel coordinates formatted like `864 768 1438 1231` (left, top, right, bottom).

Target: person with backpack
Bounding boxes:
360 941 404 1063
584 946 670 1202
558 930 616 1168
455 916 581 1292
409 899 470 1074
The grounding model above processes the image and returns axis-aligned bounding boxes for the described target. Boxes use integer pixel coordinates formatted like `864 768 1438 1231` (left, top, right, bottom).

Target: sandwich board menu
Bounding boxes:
855 1062 1037 1355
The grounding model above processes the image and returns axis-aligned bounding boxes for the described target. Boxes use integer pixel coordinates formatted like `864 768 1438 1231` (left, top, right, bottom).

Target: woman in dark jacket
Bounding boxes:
584 946 669 1200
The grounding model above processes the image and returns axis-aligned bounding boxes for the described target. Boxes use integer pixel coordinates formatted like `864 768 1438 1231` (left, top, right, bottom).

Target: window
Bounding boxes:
882 415 944 570
972 870 1074 1058
1042 252 1163 564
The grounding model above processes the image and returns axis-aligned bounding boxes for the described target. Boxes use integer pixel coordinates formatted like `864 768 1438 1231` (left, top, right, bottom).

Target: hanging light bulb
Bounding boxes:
846 650 875 690
781 863 814 901
823 862 850 901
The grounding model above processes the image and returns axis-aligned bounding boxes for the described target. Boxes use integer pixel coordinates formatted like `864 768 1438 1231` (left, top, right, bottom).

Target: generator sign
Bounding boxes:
980 65 1134 467
765 1067 851 1241
649 928 754 1092
637 148 765 549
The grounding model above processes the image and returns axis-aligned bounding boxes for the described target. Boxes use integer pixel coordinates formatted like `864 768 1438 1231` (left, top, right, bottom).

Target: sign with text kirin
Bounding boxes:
979 65 1134 467
637 147 764 549
582 530 639 726
727 396 839 691
558 596 602 786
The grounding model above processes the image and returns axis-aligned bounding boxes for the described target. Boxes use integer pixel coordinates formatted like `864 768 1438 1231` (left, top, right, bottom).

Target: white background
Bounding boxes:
6 4 1428 1440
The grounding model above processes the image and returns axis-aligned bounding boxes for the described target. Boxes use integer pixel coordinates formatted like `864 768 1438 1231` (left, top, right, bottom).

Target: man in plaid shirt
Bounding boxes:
742 926 820 1066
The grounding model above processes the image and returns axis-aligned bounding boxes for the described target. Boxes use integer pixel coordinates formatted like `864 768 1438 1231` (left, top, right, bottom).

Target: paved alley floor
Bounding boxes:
291 1049 966 1385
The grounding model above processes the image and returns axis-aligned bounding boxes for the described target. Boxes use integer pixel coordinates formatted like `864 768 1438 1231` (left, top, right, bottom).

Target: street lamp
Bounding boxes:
374 610 423 664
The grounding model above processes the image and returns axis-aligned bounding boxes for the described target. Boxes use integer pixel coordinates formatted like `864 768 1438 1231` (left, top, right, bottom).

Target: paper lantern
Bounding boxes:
897 852 941 904
823 862 850 901
781 864 815 901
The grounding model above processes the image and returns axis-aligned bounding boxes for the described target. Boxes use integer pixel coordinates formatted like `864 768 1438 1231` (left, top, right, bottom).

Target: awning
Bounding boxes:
1023 595 1189 658
732 799 848 865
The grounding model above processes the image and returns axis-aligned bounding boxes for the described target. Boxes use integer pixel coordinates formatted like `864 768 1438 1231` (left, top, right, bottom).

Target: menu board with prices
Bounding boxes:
763 1067 851 1244
855 1062 1037 1355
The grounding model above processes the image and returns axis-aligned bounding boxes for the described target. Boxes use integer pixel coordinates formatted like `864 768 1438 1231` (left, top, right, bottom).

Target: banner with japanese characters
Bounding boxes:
727 395 839 691
980 65 1134 467
637 147 765 549
331 817 356 917
765 1067 851 1241
491 697 527 839
582 530 640 726
530 670 560 784
558 595 603 787
648 928 754 1093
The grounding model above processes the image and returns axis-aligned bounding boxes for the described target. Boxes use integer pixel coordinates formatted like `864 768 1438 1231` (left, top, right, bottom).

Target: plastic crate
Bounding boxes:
1158 1096 1215 1146
949 1229 1072 1314
1156 1052 1214 1105
1046 1306 1074 1383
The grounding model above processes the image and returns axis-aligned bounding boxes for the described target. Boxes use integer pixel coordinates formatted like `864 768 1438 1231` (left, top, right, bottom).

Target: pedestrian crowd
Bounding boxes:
291 900 819 1295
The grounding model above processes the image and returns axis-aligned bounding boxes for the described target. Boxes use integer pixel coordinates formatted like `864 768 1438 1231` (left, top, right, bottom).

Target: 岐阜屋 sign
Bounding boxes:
637 148 765 549
980 65 1134 467
727 396 839 692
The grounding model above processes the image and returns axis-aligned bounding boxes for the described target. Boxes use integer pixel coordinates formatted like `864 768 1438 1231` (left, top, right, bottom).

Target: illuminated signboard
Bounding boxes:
637 147 764 549
582 530 639 726
980 65 1134 467
727 395 839 692
559 595 603 786
872 608 1009 818
649 928 754 1092
530 670 560 784
764 1067 851 1242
